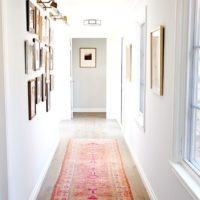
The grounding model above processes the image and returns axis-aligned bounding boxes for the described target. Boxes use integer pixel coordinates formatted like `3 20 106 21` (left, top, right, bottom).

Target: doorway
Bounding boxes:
71 38 107 117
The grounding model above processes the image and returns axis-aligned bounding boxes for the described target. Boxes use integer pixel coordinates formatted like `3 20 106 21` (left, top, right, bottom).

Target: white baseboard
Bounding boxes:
28 137 60 200
73 108 106 113
124 135 158 200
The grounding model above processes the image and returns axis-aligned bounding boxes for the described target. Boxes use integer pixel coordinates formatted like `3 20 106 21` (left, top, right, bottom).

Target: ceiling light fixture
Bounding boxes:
83 19 101 26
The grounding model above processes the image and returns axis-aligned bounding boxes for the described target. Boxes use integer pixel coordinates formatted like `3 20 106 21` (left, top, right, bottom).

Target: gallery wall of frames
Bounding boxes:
26 0 54 120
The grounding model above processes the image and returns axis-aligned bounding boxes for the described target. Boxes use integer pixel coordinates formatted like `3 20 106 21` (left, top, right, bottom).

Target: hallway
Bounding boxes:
37 113 150 200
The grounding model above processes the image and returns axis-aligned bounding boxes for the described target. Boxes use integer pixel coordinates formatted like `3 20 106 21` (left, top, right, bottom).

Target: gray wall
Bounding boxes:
72 38 106 112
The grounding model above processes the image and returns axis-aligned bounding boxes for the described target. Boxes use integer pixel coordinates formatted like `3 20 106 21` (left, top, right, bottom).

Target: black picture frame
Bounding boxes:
26 0 35 33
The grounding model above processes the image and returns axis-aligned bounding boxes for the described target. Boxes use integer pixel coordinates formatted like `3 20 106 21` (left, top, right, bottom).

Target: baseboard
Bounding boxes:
73 108 106 113
28 137 60 200
124 135 158 200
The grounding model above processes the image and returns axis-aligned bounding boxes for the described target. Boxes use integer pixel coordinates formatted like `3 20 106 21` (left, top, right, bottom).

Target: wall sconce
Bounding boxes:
37 0 57 10
49 12 68 23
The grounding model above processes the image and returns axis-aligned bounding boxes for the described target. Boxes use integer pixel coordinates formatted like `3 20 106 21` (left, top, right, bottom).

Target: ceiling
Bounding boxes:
56 0 135 28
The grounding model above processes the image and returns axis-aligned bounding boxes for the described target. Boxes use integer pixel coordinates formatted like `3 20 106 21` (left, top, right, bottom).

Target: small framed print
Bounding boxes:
45 46 50 80
80 48 96 68
46 82 51 112
49 28 54 45
35 7 40 35
33 38 40 70
45 16 50 44
36 76 42 104
26 0 35 33
28 80 36 120
41 74 46 102
126 44 132 82
39 15 43 41
24 40 33 74
150 26 164 96
50 74 54 91
40 46 46 68
49 47 53 70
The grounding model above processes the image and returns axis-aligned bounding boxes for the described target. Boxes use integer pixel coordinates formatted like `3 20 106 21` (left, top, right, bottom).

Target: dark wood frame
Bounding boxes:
150 26 164 96
36 76 42 104
46 82 51 112
26 0 35 33
80 48 96 68
33 38 40 71
24 40 33 74
28 80 36 120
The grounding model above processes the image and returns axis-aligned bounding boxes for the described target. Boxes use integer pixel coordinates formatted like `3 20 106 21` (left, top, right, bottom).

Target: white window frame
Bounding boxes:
172 0 200 199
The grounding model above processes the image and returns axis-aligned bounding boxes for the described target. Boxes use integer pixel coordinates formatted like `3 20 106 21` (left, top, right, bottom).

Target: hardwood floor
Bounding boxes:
37 113 150 200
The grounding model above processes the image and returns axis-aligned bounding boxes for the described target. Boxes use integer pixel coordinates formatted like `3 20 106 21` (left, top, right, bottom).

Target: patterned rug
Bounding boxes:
50 139 134 200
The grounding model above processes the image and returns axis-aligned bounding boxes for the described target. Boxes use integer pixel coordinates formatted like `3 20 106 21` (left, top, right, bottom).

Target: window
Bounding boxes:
185 0 200 174
139 23 146 114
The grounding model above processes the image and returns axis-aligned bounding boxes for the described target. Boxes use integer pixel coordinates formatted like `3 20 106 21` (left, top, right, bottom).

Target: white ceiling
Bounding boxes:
56 0 135 28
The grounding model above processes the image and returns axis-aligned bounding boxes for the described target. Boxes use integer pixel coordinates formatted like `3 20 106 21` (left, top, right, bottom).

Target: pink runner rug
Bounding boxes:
50 139 134 200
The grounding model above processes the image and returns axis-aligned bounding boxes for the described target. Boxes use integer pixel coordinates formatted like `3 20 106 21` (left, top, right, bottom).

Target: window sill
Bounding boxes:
170 162 200 200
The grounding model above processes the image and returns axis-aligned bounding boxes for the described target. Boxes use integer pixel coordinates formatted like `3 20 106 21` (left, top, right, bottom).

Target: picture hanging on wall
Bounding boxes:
35 7 40 35
80 48 96 68
45 16 50 44
46 82 51 112
50 74 54 91
41 74 46 102
33 38 40 71
126 44 132 82
36 76 42 104
40 46 46 68
28 80 36 120
26 0 35 33
45 46 50 80
150 26 164 96
49 47 54 70
24 40 33 74
49 28 54 45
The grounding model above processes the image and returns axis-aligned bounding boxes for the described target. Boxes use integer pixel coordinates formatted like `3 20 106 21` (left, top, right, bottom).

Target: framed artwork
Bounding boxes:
28 80 36 120
49 28 54 45
35 7 40 35
41 74 46 102
46 82 51 112
50 74 54 91
150 26 164 96
33 38 40 70
26 0 35 33
36 76 42 104
49 47 53 70
45 16 50 44
39 15 43 41
80 48 96 68
40 46 46 68
45 46 50 80
24 40 33 74
126 44 132 82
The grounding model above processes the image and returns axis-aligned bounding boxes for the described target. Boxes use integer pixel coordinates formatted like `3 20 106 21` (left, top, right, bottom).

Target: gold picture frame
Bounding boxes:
150 26 164 96
28 79 36 120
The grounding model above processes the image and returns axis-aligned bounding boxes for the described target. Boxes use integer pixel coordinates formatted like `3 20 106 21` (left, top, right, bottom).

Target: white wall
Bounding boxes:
0 0 8 199
2 0 70 199
72 38 106 112
122 0 194 200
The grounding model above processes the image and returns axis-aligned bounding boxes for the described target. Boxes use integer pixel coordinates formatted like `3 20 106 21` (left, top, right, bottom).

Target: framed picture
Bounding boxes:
40 46 46 68
46 82 51 112
50 74 54 91
24 40 33 74
33 38 40 70
49 28 54 45
36 76 42 104
45 46 50 80
28 80 36 120
150 26 164 96
126 44 132 82
45 16 50 44
26 0 35 33
35 7 40 35
39 15 43 41
41 74 46 102
49 47 53 70
80 48 96 68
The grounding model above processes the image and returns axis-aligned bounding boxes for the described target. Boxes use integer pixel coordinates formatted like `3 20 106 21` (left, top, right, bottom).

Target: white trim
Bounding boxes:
124 135 158 200
171 162 200 200
73 108 106 113
28 137 60 200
